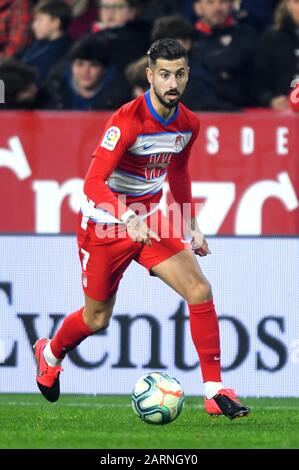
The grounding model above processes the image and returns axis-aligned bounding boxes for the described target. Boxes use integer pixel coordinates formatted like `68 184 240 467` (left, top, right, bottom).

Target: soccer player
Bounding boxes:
34 38 250 420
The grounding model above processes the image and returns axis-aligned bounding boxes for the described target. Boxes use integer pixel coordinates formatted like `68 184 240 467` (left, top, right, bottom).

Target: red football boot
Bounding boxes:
33 338 63 403
205 388 250 420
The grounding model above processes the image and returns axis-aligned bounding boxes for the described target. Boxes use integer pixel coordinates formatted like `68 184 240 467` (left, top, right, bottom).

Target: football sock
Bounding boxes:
204 381 223 400
188 299 222 390
43 340 62 366
50 307 94 360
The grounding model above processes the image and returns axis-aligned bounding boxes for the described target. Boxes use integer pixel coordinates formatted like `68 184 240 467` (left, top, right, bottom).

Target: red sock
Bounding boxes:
50 307 94 359
188 299 222 382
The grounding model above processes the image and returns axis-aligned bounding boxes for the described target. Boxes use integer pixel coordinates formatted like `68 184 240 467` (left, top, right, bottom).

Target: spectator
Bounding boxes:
191 0 257 109
0 0 31 58
125 55 148 98
254 0 299 109
151 14 234 111
0 59 38 109
192 0 251 27
92 0 150 69
65 1 98 40
192 0 253 27
39 34 130 110
151 14 196 51
93 0 138 29
21 1 73 87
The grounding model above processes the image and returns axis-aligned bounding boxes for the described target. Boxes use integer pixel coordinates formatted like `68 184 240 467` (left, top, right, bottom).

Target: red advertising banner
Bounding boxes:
0 110 298 234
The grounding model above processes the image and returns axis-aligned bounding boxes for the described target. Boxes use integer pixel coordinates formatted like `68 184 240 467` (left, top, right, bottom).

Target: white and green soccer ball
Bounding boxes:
131 372 185 425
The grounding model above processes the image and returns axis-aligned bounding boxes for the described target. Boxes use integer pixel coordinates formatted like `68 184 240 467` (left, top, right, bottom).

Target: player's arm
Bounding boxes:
84 121 136 222
83 117 159 245
167 120 210 257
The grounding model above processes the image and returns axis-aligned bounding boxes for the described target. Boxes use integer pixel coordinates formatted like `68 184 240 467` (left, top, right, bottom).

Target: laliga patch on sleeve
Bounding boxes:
100 126 121 151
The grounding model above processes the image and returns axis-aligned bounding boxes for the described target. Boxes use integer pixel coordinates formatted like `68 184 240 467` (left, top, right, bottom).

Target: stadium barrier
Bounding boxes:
0 110 298 234
0 235 298 397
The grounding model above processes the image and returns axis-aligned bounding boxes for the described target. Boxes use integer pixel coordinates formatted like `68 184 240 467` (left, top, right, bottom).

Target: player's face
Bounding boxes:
99 0 136 28
72 60 104 91
146 58 189 110
199 0 233 26
287 0 299 25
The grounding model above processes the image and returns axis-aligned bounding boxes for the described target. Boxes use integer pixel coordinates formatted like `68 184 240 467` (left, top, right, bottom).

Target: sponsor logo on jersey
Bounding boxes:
144 153 172 180
100 126 121 151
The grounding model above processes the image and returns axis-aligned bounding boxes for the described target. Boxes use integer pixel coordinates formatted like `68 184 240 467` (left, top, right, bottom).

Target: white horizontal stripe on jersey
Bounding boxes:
107 168 166 196
129 131 192 156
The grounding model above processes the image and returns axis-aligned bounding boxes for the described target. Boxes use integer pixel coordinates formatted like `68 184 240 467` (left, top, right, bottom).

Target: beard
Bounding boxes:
153 85 182 109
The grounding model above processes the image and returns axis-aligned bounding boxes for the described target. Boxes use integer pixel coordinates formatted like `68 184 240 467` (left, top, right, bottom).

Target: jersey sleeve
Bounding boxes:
83 109 141 221
167 116 200 219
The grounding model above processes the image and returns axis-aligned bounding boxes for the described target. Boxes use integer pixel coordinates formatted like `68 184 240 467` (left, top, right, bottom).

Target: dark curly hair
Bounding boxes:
147 38 188 66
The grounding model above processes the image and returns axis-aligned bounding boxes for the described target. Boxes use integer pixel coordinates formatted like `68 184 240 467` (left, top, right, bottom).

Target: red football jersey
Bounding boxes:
81 91 200 226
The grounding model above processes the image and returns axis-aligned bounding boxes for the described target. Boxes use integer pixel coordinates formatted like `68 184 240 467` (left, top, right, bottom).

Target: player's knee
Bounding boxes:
93 315 110 331
186 280 212 304
84 307 112 331
91 313 111 331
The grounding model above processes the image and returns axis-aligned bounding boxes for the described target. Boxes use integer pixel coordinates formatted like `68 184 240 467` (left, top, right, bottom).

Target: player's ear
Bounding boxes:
146 67 153 85
186 66 190 82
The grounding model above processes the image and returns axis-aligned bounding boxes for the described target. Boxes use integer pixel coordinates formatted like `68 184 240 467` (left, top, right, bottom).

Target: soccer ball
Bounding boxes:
131 371 185 425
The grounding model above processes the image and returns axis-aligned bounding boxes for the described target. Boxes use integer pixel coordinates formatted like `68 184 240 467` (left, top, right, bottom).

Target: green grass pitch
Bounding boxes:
0 394 298 449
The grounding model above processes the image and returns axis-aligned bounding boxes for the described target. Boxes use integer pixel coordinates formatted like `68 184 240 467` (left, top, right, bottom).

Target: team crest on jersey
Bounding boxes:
175 134 184 152
101 126 121 151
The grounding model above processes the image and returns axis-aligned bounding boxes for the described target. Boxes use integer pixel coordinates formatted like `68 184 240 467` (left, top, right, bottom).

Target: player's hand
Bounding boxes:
125 214 160 246
191 235 211 257
187 218 211 257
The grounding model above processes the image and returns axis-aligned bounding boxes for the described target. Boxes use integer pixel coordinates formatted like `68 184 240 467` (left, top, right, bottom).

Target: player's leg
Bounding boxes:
33 294 116 402
151 249 221 392
47 293 116 361
150 249 250 419
34 216 141 402
83 293 116 330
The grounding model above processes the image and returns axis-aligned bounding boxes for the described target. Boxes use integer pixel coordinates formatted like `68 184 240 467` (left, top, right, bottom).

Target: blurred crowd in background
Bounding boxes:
0 0 298 112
